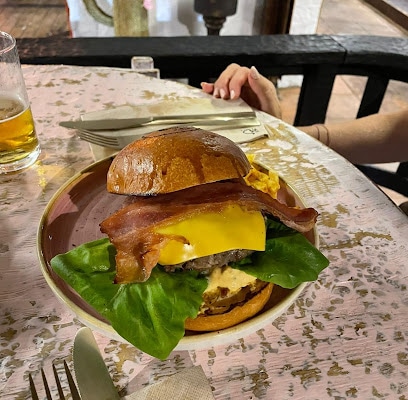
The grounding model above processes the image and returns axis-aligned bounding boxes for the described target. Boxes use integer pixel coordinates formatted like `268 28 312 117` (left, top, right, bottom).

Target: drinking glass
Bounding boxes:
0 31 40 174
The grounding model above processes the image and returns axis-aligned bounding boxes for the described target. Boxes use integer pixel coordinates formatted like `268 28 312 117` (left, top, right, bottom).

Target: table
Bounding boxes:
1 65 407 399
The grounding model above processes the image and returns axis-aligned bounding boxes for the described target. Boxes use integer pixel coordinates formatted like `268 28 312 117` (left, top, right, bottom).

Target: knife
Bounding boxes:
59 111 257 130
73 327 120 400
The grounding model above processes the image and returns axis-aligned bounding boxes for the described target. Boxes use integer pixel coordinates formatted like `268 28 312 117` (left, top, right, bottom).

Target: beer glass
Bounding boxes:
0 31 40 174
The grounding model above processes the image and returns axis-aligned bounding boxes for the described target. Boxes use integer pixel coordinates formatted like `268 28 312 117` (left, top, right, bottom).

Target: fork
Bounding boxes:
76 118 262 149
29 360 81 400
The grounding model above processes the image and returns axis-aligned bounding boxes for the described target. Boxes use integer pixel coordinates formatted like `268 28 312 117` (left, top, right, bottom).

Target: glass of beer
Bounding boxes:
0 31 40 174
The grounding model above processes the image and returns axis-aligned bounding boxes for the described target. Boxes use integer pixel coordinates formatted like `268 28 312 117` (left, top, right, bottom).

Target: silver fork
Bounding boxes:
76 118 262 149
77 129 123 149
29 360 81 400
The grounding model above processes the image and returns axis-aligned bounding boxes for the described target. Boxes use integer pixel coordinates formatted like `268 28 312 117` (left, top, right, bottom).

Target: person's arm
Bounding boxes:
202 64 408 164
299 111 408 164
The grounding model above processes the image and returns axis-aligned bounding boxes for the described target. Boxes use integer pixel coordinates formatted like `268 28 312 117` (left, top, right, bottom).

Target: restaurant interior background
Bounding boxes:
0 0 407 205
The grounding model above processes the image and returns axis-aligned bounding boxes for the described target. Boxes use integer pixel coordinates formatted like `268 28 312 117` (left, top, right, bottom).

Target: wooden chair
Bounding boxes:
16 34 408 196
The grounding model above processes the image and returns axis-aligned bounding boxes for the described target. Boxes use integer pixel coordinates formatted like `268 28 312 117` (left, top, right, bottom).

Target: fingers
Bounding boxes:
200 63 251 99
248 66 282 118
212 63 251 100
200 82 214 94
200 63 282 118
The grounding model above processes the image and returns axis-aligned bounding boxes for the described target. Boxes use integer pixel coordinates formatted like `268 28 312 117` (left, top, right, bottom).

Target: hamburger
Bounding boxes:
51 126 329 359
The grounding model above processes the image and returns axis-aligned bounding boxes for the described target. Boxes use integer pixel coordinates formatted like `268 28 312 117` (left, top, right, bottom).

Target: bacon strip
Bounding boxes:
100 180 318 283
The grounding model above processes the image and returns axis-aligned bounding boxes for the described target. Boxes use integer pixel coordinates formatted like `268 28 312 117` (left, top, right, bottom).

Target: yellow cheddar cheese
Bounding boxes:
156 204 265 265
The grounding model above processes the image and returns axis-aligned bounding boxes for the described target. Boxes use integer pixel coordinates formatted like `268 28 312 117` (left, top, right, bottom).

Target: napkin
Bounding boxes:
79 97 269 161
124 366 214 400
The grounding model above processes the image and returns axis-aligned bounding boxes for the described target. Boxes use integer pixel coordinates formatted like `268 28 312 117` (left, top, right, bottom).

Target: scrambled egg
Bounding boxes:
244 154 280 199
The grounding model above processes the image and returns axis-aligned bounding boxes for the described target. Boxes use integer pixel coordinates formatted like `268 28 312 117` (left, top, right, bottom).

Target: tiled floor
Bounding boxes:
280 0 408 126
319 0 408 123
364 0 408 31
278 0 408 207
0 0 68 38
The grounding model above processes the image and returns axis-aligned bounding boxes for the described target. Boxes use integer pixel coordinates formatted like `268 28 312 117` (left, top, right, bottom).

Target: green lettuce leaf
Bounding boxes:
231 219 329 288
51 219 329 359
51 239 208 360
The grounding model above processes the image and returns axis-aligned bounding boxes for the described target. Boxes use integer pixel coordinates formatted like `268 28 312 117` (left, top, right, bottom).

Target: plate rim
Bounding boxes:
37 155 318 351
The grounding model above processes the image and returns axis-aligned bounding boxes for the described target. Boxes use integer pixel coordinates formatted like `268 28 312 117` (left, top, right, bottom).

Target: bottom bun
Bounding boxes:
185 282 274 332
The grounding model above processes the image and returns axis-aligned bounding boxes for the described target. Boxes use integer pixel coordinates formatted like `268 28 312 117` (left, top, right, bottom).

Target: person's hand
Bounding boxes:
201 63 282 119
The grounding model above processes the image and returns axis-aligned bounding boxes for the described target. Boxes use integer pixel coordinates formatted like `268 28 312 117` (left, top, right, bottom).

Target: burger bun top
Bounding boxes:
107 126 251 195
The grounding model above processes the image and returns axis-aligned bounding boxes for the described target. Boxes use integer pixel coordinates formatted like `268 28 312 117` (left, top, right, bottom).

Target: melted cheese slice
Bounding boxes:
155 204 266 265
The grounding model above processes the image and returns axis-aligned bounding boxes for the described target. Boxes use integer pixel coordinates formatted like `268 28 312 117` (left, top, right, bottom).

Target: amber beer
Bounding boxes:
0 31 40 173
0 94 38 165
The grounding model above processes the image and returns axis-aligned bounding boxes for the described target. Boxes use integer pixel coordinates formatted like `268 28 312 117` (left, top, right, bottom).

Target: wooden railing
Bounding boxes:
16 34 408 195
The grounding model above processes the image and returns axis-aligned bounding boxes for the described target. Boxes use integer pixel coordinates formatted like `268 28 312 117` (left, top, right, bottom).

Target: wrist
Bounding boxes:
299 124 330 146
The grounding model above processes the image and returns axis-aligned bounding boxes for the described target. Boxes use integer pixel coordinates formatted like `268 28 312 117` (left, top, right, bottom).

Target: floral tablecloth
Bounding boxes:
1 65 407 399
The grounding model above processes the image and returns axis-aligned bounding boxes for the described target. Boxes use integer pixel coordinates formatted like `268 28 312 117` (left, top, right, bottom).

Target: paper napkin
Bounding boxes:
79 97 269 161
124 366 214 400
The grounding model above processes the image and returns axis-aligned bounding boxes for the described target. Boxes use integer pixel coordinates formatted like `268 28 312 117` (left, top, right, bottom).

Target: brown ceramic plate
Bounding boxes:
37 157 316 351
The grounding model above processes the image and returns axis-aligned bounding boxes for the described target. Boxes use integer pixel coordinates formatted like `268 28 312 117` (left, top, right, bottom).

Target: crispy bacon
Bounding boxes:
100 180 318 284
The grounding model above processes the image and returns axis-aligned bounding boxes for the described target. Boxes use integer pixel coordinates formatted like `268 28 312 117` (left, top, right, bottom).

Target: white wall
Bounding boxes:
66 0 114 37
290 0 323 34
281 0 324 87
66 0 322 38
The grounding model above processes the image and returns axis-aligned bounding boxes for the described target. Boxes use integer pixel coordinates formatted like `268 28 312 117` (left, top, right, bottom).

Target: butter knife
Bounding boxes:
73 327 120 400
60 111 256 130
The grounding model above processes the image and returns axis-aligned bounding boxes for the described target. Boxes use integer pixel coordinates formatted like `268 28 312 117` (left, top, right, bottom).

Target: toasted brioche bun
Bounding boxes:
107 126 251 195
185 283 273 332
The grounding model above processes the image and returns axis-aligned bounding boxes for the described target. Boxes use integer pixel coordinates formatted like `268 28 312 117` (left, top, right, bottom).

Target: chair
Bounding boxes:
16 34 408 196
